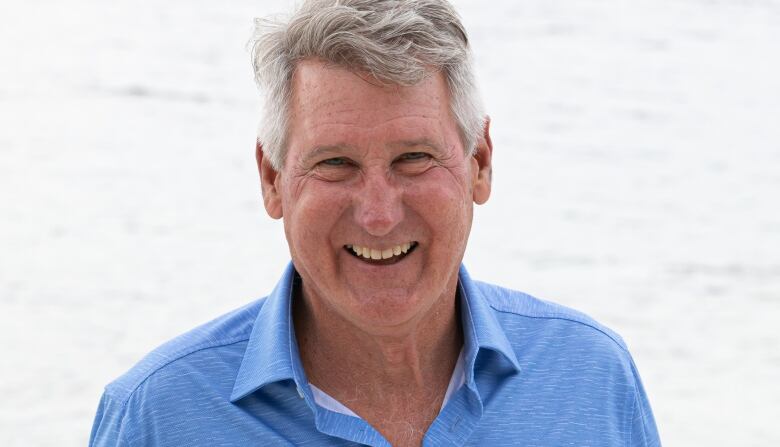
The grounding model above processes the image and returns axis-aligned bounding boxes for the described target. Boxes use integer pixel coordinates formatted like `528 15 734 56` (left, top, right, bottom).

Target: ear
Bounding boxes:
471 116 493 205
256 141 283 219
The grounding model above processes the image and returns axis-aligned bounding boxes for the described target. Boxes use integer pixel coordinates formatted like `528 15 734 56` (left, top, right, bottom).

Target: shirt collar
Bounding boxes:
458 264 522 387
230 262 304 402
230 262 521 402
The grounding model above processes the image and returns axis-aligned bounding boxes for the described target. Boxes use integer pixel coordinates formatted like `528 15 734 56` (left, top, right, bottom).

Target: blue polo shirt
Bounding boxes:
89 263 660 446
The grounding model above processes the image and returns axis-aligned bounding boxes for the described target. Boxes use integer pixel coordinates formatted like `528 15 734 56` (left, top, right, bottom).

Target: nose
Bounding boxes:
352 170 404 237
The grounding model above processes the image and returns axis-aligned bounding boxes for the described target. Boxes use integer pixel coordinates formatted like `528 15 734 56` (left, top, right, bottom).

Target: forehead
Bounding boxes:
287 60 458 151
291 59 450 113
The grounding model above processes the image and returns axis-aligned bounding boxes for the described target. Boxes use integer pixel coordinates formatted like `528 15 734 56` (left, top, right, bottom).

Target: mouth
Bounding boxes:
344 241 419 265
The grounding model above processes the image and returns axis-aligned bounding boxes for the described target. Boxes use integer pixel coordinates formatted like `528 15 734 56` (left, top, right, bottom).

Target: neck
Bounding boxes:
293 280 463 401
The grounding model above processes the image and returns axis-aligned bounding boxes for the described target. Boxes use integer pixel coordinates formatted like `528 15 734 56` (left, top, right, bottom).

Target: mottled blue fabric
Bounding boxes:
90 262 660 446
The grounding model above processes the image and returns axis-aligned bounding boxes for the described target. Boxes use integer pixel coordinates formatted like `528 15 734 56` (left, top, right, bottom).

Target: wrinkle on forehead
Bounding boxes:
296 101 443 130
302 114 442 134
290 61 447 118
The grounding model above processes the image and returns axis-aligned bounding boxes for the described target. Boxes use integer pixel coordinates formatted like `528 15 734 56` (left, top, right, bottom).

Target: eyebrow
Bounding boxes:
388 138 443 153
299 138 444 165
299 144 355 166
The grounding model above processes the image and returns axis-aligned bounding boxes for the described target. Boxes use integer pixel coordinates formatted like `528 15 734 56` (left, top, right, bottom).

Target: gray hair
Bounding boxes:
250 0 485 170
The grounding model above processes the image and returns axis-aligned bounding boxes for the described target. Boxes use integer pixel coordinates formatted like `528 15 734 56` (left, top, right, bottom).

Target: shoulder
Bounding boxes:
102 298 266 405
471 279 646 398
472 280 629 354
468 281 661 445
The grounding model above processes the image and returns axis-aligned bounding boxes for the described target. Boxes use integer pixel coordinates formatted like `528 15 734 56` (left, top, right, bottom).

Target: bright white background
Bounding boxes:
1 0 779 445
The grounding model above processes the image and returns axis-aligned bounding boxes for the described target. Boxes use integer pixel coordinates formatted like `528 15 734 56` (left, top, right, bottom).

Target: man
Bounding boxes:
90 0 660 446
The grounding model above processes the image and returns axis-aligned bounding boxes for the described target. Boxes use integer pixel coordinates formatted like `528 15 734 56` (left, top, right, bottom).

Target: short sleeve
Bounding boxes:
89 391 132 447
628 358 661 446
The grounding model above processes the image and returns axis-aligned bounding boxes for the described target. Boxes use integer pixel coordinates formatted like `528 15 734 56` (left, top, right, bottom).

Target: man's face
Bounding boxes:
259 59 492 333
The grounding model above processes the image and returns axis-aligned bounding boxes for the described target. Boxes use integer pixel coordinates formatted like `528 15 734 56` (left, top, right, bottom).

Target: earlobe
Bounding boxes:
256 141 284 219
472 116 493 205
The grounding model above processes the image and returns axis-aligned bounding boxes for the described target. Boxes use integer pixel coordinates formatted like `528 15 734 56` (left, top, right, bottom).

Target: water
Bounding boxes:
1 0 779 445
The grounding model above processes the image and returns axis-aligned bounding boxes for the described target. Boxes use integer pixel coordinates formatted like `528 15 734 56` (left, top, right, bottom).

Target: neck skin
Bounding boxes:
293 275 463 416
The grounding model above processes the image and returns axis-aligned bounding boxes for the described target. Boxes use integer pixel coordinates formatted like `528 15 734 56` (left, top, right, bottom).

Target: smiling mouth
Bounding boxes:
344 242 418 265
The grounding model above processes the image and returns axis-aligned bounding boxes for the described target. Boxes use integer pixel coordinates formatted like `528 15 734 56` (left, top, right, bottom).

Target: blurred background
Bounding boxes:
1 0 779 445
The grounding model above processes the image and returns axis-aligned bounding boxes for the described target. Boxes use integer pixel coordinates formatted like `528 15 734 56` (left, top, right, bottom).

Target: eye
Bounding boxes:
312 157 356 182
397 152 430 162
393 151 434 176
319 157 349 167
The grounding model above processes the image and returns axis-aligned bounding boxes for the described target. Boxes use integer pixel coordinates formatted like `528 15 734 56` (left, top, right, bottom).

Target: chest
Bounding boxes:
350 395 442 447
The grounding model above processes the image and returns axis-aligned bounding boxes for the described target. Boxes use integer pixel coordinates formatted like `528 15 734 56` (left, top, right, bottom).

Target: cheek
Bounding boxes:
403 168 473 239
283 180 352 244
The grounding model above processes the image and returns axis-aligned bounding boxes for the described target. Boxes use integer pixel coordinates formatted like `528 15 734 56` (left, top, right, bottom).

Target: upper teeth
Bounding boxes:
347 242 414 260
